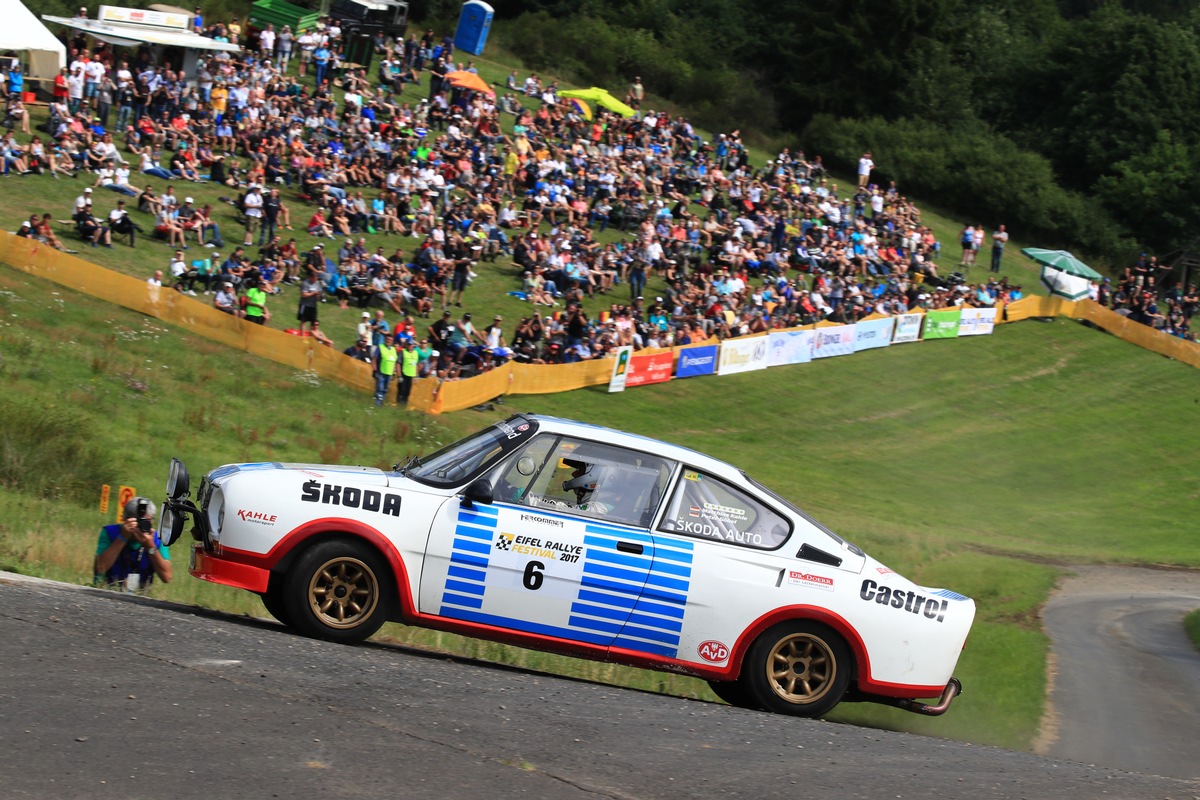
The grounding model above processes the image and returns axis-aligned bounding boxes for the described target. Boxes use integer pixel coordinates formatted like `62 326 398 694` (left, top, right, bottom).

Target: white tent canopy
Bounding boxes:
0 0 68 87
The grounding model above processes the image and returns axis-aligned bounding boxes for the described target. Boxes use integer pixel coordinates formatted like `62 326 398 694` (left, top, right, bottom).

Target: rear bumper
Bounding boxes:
190 544 270 594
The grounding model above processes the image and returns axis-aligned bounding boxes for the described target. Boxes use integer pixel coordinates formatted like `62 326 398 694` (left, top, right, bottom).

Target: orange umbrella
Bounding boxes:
445 71 495 97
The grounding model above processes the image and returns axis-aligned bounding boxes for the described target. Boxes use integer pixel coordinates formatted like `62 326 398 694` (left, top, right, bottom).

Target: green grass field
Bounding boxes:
3 257 1198 750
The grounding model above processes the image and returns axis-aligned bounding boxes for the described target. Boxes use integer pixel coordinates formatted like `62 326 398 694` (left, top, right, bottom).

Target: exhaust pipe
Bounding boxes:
872 678 962 716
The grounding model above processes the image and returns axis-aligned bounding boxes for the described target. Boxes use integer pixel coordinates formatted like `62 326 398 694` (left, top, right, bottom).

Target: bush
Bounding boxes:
0 397 115 504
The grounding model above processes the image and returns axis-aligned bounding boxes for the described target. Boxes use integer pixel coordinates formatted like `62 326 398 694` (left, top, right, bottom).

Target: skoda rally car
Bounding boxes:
162 414 974 717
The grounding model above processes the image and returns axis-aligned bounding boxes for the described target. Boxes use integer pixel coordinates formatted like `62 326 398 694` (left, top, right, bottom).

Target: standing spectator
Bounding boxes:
94 496 172 592
297 269 321 333
857 152 874 189
277 25 294 71
991 225 1008 274
313 41 332 88
627 76 644 110
242 184 263 246
371 332 398 406
259 23 277 59
397 338 419 404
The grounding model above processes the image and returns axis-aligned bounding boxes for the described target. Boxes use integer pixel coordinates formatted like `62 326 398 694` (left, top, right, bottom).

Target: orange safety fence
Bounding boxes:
0 233 375 397
4 231 1198 414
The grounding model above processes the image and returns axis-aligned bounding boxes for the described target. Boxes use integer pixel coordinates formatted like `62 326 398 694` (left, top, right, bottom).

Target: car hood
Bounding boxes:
207 462 393 486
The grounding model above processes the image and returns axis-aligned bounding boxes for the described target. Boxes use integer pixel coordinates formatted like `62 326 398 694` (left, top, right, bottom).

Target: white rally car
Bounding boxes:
162 414 974 717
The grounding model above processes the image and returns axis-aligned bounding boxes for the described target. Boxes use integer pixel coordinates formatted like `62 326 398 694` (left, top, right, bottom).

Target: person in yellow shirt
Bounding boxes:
210 82 228 122
372 333 398 406
397 338 419 404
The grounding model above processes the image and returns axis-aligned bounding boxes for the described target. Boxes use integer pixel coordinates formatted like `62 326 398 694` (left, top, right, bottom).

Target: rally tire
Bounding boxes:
743 621 851 718
707 679 761 710
283 538 393 644
259 575 292 627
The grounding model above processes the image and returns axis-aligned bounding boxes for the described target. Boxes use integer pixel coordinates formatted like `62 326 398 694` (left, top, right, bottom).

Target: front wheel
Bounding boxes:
283 538 393 644
743 621 851 717
259 576 292 627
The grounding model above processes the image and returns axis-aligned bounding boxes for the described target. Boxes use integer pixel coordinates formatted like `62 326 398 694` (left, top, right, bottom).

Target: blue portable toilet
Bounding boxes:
454 1 494 56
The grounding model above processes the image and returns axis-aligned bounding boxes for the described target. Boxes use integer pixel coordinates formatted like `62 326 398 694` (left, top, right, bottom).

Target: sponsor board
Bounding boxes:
607 346 632 393
718 335 770 375
811 325 856 359
923 309 962 340
676 344 718 378
626 351 675 387
892 313 924 344
959 307 997 336
767 329 815 366
854 317 895 352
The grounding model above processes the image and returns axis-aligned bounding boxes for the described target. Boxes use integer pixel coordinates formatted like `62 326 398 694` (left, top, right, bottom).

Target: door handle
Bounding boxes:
617 541 643 555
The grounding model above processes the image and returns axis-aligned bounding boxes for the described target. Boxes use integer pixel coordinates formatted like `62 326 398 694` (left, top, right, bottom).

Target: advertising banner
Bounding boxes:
626 351 675 388
959 307 997 336
811 325 856 359
607 346 632 392
892 313 924 343
854 317 895 352
676 344 718 379
717 335 770 375
767 329 815 367
923 309 962 340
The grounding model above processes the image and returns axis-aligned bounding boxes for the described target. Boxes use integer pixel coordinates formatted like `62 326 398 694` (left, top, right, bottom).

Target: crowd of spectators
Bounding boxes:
5 8 1195 398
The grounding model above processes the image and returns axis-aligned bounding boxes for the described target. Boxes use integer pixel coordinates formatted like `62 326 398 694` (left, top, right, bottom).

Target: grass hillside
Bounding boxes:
3 259 1198 750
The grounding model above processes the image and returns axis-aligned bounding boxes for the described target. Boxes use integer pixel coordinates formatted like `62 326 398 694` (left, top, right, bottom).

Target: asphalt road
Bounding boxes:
1038 565 1200 780
1 572 1197 800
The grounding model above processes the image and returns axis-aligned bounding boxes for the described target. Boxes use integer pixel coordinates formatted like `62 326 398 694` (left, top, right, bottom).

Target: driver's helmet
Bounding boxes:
562 458 605 507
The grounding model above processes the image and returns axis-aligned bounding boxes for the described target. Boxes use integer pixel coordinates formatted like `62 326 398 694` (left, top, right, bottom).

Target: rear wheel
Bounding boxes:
707 679 760 710
283 538 392 644
743 621 851 717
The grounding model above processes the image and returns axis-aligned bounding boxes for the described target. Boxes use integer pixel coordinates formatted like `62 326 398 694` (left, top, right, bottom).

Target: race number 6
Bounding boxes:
522 560 545 590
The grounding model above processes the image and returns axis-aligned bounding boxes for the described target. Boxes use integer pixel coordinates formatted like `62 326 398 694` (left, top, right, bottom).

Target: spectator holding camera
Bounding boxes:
93 496 173 592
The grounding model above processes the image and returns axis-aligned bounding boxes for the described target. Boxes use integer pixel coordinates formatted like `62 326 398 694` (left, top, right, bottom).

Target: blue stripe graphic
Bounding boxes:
447 565 486 582
450 552 489 569
440 591 484 609
445 578 485 596
452 537 493 555
439 608 614 647
455 523 496 540
611 637 677 657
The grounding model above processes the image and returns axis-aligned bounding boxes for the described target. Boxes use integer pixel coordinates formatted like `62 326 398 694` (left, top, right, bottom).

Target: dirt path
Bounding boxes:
1036 565 1200 779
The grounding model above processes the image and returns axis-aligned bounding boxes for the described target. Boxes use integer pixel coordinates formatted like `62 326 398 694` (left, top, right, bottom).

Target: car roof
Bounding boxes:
523 414 744 483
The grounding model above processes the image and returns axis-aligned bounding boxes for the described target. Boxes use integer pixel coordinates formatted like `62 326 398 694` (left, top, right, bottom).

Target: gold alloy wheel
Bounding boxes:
765 631 838 705
306 556 379 629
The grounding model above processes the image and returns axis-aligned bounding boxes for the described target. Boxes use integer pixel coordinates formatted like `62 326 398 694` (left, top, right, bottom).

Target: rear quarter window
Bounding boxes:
658 469 791 550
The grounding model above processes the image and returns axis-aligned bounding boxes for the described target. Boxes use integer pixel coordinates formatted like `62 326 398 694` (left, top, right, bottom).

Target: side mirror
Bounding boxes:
460 478 493 508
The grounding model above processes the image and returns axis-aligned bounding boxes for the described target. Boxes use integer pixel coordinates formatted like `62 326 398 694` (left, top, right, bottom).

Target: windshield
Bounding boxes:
405 416 539 488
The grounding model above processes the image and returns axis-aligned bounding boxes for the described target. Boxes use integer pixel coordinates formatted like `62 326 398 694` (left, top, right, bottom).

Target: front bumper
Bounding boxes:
190 544 270 594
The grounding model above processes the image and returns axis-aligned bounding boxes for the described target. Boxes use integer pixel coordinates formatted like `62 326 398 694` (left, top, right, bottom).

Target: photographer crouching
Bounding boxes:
93 497 173 592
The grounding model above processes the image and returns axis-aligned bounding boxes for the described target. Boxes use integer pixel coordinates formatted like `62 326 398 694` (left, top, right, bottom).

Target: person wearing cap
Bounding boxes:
396 337 420 404
213 279 237 315
371 333 399 406
94 496 172 592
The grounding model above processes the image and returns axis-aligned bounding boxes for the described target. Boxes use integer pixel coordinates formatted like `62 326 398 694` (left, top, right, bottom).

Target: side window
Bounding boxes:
490 435 558 503
658 469 791 550
508 437 671 528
